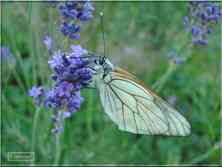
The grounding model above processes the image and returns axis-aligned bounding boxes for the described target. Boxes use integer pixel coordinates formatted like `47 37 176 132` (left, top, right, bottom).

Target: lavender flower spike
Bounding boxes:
1 46 16 68
43 35 53 51
30 45 93 134
167 49 186 65
184 1 222 45
1 46 12 59
58 1 94 40
29 86 44 105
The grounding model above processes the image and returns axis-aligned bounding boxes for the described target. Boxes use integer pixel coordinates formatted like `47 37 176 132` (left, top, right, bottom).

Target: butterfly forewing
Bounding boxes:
99 68 191 136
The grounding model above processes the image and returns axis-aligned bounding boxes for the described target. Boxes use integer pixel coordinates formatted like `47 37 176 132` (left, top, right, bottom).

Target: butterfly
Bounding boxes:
87 55 191 136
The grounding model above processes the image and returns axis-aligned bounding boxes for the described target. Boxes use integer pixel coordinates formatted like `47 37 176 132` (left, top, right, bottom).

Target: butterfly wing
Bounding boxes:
99 68 191 136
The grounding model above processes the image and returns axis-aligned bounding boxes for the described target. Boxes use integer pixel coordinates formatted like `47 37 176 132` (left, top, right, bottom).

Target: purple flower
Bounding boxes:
167 95 177 106
1 46 11 59
1 46 16 68
44 81 85 134
59 3 77 19
43 35 53 51
47 45 92 103
30 45 92 134
183 16 190 32
52 126 64 134
29 86 44 105
60 22 80 40
192 38 208 45
67 91 84 113
48 46 92 86
59 1 94 21
77 2 94 21
167 49 186 65
56 81 74 98
29 86 43 97
57 1 94 40
184 1 222 45
70 45 88 56
191 25 201 37
63 111 71 118
48 51 64 69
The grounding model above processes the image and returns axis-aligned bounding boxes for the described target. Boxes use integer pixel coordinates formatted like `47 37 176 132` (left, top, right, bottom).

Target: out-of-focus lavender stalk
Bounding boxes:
58 1 94 40
1 46 17 85
1 46 16 68
157 1 221 92
184 1 222 45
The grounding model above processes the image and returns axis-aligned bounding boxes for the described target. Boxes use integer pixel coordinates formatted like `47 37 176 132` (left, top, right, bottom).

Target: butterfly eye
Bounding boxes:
102 57 106 64
98 57 104 65
99 56 106 65
94 59 99 65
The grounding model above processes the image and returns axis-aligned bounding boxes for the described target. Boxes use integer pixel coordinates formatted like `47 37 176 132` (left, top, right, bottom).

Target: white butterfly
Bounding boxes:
88 56 191 136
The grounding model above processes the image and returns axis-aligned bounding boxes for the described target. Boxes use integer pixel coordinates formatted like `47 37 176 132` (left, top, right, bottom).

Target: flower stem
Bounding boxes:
190 142 221 164
31 107 41 153
152 42 193 93
30 107 41 165
53 110 63 165
152 63 176 93
87 90 93 136
53 134 61 165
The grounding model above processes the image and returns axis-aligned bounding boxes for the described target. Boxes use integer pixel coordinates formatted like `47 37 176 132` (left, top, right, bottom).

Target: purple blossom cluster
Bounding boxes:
43 35 53 52
1 46 16 69
167 49 186 65
29 45 92 133
184 1 222 45
48 45 92 86
1 46 13 59
58 1 94 39
29 86 44 105
45 45 92 117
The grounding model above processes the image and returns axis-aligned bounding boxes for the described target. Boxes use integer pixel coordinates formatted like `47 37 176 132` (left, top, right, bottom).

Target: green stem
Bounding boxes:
190 142 221 164
11 66 27 93
152 63 176 93
53 110 64 165
152 42 193 93
30 107 41 165
31 107 41 153
54 134 61 165
27 2 37 86
87 90 93 136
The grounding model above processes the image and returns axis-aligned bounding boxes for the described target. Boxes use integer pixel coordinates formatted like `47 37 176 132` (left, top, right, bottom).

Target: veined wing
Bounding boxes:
99 68 191 136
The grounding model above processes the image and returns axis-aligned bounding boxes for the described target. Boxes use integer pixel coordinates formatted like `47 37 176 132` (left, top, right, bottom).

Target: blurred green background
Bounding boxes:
1 1 221 165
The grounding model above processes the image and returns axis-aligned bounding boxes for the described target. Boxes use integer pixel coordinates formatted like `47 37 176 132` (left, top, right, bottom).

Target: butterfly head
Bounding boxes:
86 54 114 86
91 56 114 77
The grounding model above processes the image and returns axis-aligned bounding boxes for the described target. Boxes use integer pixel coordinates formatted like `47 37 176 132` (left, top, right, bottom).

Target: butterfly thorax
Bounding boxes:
89 57 114 88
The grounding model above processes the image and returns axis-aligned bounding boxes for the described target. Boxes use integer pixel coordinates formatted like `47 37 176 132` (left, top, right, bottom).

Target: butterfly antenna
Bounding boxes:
100 12 106 59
